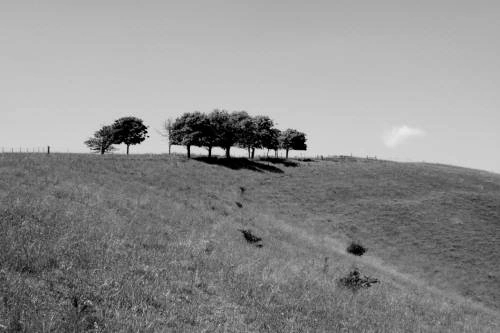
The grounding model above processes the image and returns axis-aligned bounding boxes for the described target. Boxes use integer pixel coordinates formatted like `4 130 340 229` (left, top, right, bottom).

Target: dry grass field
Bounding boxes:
0 153 499 332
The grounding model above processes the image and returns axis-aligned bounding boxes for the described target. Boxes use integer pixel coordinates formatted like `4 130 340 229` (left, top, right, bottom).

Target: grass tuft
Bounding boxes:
337 268 379 291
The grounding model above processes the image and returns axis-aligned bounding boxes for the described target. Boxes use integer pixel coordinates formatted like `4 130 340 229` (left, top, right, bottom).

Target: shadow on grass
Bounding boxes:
259 158 299 167
194 157 284 173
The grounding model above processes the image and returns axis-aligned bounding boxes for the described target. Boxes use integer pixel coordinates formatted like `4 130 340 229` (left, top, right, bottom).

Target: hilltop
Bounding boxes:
0 153 499 332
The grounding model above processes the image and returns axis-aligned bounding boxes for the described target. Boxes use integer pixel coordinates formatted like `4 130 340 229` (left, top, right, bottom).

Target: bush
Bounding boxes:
346 242 366 256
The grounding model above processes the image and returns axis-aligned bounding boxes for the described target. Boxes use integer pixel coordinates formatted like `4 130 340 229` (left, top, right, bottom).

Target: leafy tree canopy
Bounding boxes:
279 129 307 158
262 128 281 152
208 110 242 150
84 125 117 155
253 116 276 149
112 117 149 154
166 110 307 159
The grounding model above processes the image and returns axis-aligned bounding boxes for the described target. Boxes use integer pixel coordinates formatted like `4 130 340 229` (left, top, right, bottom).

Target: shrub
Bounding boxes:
346 241 366 256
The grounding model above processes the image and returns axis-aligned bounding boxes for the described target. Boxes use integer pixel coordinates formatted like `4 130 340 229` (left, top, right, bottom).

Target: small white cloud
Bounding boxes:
383 125 425 148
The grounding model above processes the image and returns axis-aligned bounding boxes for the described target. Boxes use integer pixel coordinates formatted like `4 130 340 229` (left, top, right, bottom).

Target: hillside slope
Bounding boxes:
247 157 500 309
0 154 499 332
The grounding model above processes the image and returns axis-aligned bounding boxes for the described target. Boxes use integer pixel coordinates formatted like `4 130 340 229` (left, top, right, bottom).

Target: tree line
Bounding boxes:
85 111 307 159
165 110 307 159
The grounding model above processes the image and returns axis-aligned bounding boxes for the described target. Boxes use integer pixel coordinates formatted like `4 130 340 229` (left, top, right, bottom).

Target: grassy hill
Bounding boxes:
0 153 499 332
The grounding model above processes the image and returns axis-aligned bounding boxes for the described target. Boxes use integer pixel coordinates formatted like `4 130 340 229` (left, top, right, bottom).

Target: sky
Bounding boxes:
1 0 499 172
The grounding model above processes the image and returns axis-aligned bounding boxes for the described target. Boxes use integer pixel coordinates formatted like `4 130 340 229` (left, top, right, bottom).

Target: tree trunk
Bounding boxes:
286 148 289 159
187 145 191 158
208 146 212 158
168 143 171 155
251 148 255 159
126 144 130 155
225 147 231 158
100 147 105 155
248 147 251 158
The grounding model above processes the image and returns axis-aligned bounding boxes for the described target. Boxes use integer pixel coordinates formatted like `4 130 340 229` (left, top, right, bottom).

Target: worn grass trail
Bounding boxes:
0 154 499 332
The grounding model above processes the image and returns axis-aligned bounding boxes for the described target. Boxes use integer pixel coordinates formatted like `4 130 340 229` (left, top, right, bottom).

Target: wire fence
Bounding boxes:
0 147 381 163
1 146 53 154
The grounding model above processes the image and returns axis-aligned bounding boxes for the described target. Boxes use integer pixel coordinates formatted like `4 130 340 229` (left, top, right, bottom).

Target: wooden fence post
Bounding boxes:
47 146 50 154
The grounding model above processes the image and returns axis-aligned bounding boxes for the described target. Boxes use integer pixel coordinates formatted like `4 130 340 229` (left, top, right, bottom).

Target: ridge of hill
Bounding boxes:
0 154 499 332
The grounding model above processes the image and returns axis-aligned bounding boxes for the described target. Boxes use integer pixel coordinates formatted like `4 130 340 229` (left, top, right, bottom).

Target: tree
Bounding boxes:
198 115 218 158
279 129 307 159
84 125 116 155
235 115 278 159
162 118 173 155
170 112 207 158
231 111 254 158
235 114 257 158
111 117 149 155
251 116 276 159
262 127 281 158
208 109 244 158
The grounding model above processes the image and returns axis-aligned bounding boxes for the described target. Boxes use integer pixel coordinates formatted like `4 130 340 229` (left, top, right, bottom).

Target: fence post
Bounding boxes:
47 146 50 155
